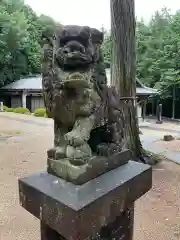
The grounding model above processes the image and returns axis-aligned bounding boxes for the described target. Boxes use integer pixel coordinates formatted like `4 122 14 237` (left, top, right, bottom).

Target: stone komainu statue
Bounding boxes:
41 25 128 184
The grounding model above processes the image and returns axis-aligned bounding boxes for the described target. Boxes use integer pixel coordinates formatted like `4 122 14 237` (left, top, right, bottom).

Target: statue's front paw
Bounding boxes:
65 131 85 146
55 146 66 159
66 144 92 162
47 147 66 160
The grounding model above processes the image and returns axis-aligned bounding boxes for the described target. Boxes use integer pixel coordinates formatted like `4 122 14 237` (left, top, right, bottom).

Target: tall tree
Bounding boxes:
0 0 28 86
110 0 144 162
103 7 180 119
101 29 111 68
0 0 57 88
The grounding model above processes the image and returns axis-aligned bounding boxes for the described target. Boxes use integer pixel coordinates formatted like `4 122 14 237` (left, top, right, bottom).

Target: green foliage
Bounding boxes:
136 8 180 102
0 0 57 87
6 107 14 112
13 107 30 114
102 8 180 103
101 29 111 68
3 105 9 111
3 105 29 113
2 2 180 117
34 108 46 117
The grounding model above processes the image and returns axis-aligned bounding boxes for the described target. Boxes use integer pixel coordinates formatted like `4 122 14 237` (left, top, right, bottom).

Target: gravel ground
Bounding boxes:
155 139 180 152
0 113 180 240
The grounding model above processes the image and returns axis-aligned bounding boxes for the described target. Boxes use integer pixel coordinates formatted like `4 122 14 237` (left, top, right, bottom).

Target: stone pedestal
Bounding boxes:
19 161 152 240
156 103 163 124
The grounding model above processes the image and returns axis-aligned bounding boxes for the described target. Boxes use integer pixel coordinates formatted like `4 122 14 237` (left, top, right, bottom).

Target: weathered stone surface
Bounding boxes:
163 135 175 141
47 150 131 185
19 161 152 240
41 24 127 183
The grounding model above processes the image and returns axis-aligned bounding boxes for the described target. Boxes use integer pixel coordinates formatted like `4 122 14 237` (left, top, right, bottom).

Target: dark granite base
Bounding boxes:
19 161 152 240
41 221 63 240
41 204 134 240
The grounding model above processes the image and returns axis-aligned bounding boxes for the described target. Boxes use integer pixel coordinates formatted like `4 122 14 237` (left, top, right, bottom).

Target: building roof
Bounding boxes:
1 70 157 96
1 75 42 90
136 87 157 95
106 69 157 96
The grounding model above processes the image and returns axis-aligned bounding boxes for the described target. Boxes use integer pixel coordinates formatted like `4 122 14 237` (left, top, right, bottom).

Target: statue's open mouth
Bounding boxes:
64 52 92 66
56 48 93 71
63 79 89 89
62 72 90 89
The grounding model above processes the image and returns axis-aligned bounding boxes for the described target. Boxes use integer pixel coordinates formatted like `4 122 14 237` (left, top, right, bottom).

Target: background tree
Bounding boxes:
101 29 111 68
110 0 145 162
0 0 28 86
136 8 180 118
104 7 180 119
2 0 180 119
0 0 56 88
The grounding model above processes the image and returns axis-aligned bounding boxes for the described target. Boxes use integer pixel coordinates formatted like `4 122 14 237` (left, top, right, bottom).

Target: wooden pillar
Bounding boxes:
22 91 27 108
0 102 3 112
142 99 147 121
152 99 154 116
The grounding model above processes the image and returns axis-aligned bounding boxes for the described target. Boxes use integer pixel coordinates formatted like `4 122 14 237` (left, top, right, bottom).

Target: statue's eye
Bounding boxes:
60 37 68 47
60 36 88 48
70 36 88 47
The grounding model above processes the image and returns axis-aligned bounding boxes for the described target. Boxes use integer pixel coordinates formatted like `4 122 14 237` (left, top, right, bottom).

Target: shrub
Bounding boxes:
6 108 14 112
13 107 30 114
3 105 9 111
34 108 46 117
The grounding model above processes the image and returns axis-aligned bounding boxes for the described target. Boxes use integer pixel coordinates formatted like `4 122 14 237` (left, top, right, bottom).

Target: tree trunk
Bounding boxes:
110 0 145 162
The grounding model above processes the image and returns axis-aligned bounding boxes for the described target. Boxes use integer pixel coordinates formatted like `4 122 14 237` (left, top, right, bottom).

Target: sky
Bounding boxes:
24 0 180 30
